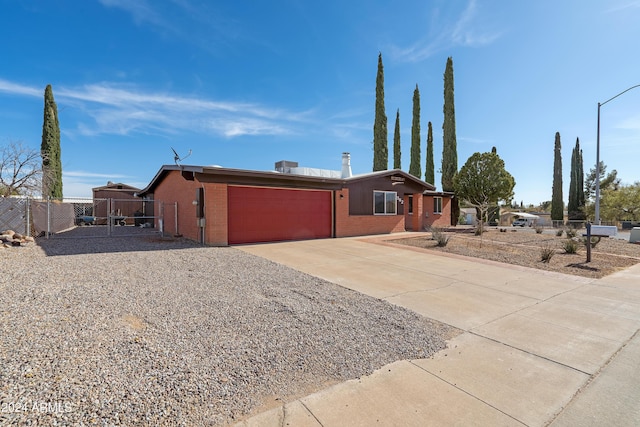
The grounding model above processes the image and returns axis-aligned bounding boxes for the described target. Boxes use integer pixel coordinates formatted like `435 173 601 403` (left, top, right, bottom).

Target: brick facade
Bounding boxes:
423 194 453 228
141 166 454 245
335 188 406 237
204 183 228 246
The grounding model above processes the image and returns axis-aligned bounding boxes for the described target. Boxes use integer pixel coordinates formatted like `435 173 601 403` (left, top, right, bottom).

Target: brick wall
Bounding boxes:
204 183 228 246
153 172 230 245
153 171 200 240
335 188 406 237
423 195 453 228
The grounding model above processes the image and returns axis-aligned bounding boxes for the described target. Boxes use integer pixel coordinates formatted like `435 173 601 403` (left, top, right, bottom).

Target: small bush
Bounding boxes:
582 236 601 248
565 228 577 238
556 229 564 237
562 239 578 254
535 225 544 234
431 228 450 247
540 245 555 263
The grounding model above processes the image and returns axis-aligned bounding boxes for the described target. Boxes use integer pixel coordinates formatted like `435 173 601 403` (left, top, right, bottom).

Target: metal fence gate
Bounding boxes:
0 197 172 239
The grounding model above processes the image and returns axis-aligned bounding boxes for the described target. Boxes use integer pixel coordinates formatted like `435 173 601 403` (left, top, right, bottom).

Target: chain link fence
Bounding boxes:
1 197 171 238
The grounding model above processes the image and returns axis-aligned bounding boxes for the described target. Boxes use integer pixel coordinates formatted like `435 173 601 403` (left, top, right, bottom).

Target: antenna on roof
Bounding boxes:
171 147 192 166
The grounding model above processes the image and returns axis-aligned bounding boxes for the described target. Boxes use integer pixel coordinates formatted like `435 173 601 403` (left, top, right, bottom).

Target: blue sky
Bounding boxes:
1 0 639 205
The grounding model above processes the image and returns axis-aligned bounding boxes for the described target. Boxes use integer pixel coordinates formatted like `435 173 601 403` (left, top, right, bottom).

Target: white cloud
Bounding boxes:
390 0 503 62
0 79 42 98
98 0 174 32
0 78 316 139
64 171 132 179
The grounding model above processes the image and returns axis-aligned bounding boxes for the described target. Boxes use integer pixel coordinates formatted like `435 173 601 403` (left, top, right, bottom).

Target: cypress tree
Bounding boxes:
425 121 434 184
551 132 564 222
41 84 63 199
393 109 401 169
568 137 585 220
442 57 459 224
409 85 421 178
577 144 585 209
568 141 577 216
372 53 388 171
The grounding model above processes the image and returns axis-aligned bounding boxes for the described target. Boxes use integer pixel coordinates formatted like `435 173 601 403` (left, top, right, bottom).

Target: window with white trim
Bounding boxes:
433 197 443 214
374 191 397 215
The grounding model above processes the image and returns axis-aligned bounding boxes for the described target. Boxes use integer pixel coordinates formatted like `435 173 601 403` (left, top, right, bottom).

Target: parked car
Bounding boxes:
512 218 529 227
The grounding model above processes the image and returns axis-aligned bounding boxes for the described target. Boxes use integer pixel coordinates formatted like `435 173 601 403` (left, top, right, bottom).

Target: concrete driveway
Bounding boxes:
236 233 640 426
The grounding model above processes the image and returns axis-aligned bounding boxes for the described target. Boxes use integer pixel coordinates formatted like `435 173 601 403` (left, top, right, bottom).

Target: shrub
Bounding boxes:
535 225 544 234
562 239 578 254
556 229 564 237
540 245 555 263
431 228 450 247
565 228 577 238
582 236 601 248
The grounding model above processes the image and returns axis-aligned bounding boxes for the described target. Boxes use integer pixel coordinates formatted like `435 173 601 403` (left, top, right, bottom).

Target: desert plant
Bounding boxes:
565 228 577 238
431 228 450 247
535 225 544 234
556 229 564 237
582 236 601 248
562 239 578 254
540 245 555 263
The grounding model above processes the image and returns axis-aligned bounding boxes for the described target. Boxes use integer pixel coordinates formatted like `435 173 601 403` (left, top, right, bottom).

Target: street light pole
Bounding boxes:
595 102 601 224
595 84 640 225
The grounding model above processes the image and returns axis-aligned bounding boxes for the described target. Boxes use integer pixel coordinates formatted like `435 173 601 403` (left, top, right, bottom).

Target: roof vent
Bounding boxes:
341 152 352 178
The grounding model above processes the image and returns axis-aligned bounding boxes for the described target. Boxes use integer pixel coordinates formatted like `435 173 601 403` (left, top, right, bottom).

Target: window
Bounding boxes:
433 197 443 214
408 195 413 214
374 191 397 215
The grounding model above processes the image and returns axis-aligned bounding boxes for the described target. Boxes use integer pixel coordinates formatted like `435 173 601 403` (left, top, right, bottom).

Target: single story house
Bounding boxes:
137 153 453 245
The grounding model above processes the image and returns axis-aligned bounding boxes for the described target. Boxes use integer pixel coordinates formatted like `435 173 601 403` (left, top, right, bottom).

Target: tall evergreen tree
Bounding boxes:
442 57 459 224
568 137 585 219
425 121 434 184
568 141 577 215
393 109 401 169
551 132 564 221
41 84 63 199
577 144 585 208
372 53 388 171
409 85 421 178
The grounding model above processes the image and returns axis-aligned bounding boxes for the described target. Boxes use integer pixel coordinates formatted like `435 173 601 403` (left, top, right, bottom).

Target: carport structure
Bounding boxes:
500 211 540 226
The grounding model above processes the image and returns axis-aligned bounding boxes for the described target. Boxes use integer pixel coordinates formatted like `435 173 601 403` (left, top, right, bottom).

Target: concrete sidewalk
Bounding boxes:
235 233 640 426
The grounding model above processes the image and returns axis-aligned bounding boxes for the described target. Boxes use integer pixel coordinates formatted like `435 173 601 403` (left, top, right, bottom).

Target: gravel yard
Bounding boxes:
1 233 455 426
392 227 640 278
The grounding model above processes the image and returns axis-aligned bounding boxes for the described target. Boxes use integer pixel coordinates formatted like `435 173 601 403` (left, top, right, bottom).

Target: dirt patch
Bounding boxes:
122 314 147 331
391 228 640 279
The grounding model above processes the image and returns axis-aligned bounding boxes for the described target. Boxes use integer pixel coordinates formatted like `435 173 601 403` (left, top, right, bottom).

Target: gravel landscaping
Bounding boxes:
0 233 456 426
392 227 640 278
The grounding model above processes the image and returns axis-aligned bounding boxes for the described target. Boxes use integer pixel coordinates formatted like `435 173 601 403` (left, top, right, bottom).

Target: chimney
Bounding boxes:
341 152 352 178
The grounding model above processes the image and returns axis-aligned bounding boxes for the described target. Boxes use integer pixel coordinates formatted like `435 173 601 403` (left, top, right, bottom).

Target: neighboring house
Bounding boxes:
137 153 454 245
460 208 478 226
92 182 144 225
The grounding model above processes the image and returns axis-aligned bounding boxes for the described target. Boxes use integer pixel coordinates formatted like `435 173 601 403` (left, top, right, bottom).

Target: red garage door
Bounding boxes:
228 186 332 244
